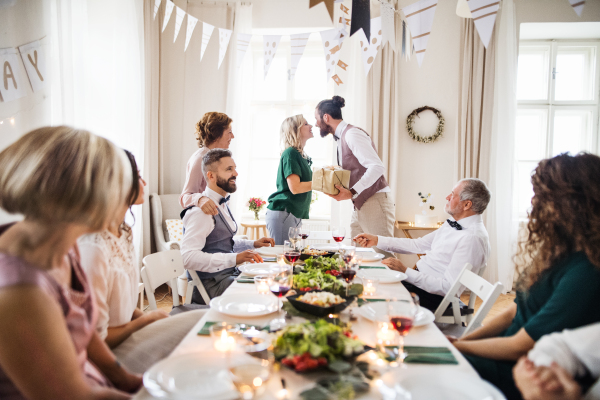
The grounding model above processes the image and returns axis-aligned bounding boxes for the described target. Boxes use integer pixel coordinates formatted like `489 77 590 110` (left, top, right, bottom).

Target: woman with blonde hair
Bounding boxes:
266 115 314 244
0 126 141 399
180 112 234 215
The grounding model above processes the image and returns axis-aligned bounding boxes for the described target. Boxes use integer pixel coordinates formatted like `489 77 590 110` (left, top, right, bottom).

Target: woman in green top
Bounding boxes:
451 153 600 400
266 115 314 245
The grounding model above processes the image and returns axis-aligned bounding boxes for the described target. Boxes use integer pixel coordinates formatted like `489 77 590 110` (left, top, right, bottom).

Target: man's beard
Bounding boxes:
217 176 237 193
444 203 456 216
318 121 334 138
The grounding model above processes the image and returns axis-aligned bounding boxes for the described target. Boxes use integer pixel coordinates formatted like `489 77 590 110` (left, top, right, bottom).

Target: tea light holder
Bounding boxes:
210 322 239 353
363 278 379 297
254 275 272 295
376 321 398 350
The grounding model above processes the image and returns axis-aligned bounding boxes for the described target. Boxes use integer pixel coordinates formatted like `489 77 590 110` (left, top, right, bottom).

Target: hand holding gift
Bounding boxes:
311 165 350 196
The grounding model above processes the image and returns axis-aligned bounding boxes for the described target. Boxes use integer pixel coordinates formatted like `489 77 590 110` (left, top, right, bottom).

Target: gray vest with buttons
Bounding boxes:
197 206 238 279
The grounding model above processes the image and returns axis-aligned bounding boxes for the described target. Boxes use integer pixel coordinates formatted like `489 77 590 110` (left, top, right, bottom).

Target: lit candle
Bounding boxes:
255 276 272 295
376 322 397 348
214 329 236 352
364 283 376 296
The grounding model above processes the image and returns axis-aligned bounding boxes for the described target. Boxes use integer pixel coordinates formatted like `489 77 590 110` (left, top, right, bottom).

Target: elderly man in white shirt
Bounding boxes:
354 178 491 311
181 149 274 304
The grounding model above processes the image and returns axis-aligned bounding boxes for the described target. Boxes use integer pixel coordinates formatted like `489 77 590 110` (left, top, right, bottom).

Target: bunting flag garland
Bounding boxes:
18 40 46 92
218 28 232 69
173 6 186 43
456 0 473 17
200 22 214 61
153 0 162 20
0 48 28 102
263 35 282 79
320 29 342 82
401 20 412 61
339 17 351 25
569 0 585 16
357 17 382 76
351 0 371 41
337 60 348 70
381 1 396 52
184 14 198 51
161 0 174 33
236 33 252 68
309 0 335 22
402 0 438 66
467 0 500 48
290 33 311 81
340 3 350 14
332 74 343 85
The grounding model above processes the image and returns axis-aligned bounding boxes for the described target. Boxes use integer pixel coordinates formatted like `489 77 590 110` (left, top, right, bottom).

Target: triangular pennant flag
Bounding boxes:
218 28 233 69
290 33 311 81
357 17 382 76
402 20 411 61
309 0 335 22
381 2 396 52
184 14 198 51
173 7 185 43
467 0 500 48
153 0 162 20
569 0 585 16
456 0 473 17
236 33 252 68
161 0 175 33
200 22 215 62
351 0 371 41
402 0 438 66
263 35 282 79
320 29 342 82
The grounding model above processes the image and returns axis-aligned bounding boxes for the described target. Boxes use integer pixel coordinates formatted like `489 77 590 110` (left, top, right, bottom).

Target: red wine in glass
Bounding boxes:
300 234 309 239
390 316 414 336
341 269 356 283
270 284 290 297
333 236 345 243
284 252 300 263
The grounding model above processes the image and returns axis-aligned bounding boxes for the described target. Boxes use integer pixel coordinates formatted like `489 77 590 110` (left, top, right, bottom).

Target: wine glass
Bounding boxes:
283 240 300 268
269 265 293 332
340 243 356 266
300 224 310 248
340 260 358 297
229 355 272 400
331 226 346 251
288 227 301 250
387 298 418 362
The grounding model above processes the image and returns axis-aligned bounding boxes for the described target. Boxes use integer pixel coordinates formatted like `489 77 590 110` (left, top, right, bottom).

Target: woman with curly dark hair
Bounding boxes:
451 152 600 400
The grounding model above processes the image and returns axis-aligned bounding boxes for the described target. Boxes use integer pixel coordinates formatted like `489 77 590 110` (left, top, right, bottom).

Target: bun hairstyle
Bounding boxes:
194 112 233 148
316 95 345 120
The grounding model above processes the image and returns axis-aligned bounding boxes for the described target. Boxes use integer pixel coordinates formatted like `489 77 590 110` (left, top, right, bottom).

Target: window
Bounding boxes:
242 30 334 220
514 41 600 217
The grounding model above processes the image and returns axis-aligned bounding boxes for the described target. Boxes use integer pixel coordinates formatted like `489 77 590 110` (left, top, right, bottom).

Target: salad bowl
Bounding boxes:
287 290 356 317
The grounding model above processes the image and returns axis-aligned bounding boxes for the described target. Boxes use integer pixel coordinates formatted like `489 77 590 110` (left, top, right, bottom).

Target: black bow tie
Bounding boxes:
332 134 339 141
219 196 230 205
447 219 463 230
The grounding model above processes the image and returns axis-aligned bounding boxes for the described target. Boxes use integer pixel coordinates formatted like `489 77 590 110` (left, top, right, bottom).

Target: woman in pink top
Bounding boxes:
180 111 235 215
0 127 141 399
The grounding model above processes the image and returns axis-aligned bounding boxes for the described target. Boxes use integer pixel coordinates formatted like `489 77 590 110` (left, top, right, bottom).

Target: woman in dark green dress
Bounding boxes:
266 115 314 245
452 153 600 400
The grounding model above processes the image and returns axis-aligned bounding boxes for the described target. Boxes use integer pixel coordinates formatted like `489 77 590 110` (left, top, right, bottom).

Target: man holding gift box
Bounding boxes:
315 96 395 258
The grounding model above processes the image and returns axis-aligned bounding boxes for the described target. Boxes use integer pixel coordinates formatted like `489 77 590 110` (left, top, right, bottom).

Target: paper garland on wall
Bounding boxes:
161 0 174 33
320 29 342 82
153 0 162 20
351 0 371 41
357 17 382 76
200 22 214 62
290 33 311 81
568 0 585 16
218 28 232 69
0 48 28 102
309 0 335 22
466 0 500 49
184 14 198 51
263 35 282 79
402 0 438 66
236 33 252 68
173 6 185 43
381 2 396 52
18 40 46 92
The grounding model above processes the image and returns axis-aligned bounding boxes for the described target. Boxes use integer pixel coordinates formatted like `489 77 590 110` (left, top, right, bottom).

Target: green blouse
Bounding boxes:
267 147 312 220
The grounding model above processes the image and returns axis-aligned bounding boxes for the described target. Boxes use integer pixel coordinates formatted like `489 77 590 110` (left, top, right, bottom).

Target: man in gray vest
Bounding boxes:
315 96 395 258
181 149 275 304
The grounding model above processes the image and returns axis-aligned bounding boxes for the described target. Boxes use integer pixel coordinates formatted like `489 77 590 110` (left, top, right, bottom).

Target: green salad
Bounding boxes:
294 269 342 292
304 256 344 272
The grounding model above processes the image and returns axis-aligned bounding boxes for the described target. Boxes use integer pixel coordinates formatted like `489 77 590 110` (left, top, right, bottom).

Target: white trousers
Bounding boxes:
350 192 396 258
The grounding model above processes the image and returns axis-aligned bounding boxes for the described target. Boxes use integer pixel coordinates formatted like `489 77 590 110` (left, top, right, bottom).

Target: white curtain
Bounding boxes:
50 0 146 262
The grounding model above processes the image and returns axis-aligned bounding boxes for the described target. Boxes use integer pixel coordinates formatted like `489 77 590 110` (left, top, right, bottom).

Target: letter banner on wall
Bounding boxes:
18 39 46 93
467 0 500 48
290 33 311 81
0 48 27 102
402 0 438 66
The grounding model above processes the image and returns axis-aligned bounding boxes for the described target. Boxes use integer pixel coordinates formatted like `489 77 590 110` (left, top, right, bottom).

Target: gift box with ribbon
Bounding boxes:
311 165 351 195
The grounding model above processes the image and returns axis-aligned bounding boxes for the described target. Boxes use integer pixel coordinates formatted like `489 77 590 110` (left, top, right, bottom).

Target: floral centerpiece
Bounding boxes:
415 192 437 227
247 197 267 221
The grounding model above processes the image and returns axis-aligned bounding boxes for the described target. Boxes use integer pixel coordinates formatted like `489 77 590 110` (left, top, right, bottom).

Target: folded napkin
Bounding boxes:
198 321 268 336
357 298 387 306
359 266 386 269
236 275 255 283
262 257 276 262
384 346 458 364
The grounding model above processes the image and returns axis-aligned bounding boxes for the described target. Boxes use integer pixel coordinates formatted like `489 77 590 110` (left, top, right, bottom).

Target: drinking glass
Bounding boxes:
387 298 418 361
340 244 356 265
331 226 346 251
283 240 300 268
340 261 358 297
300 224 310 248
254 276 273 295
288 227 301 250
229 356 272 400
270 265 293 298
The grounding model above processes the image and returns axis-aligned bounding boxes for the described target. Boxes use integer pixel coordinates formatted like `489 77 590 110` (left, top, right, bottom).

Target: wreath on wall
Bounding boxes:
406 106 445 144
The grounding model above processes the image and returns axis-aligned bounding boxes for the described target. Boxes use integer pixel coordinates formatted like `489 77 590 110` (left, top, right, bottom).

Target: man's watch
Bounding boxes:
350 188 359 200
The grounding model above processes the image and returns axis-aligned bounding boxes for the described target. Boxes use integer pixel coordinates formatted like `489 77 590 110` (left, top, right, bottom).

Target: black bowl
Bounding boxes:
286 291 356 317
299 251 336 261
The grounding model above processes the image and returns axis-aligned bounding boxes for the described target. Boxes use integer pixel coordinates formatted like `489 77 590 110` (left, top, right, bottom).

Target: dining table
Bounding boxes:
134 247 505 400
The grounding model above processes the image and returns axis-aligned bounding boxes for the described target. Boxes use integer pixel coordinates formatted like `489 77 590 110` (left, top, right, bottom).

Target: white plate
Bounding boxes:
256 246 283 256
144 353 237 400
358 269 406 283
357 303 434 326
358 253 385 262
238 262 279 276
210 293 282 317
312 244 339 251
380 368 506 400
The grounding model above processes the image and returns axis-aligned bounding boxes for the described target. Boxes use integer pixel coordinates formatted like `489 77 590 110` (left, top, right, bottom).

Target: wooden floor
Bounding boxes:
147 284 516 325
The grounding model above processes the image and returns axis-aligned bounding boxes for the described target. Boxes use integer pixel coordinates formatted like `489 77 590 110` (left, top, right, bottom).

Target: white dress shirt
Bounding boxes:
334 121 390 195
377 214 490 297
528 323 600 399
181 187 255 274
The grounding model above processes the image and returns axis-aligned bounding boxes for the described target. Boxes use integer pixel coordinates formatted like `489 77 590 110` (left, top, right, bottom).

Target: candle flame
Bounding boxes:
253 377 263 387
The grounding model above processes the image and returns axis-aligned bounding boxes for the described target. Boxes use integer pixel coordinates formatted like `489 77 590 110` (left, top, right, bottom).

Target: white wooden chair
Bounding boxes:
141 250 209 315
434 263 504 338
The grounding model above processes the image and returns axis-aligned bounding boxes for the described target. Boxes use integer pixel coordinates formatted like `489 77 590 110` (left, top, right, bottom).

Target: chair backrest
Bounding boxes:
149 193 183 251
141 250 185 310
466 263 488 313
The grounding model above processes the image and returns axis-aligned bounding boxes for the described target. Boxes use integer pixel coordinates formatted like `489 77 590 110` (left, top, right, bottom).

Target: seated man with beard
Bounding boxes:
181 149 274 304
